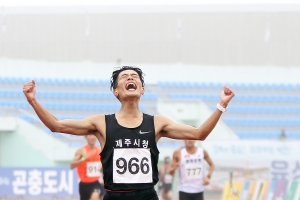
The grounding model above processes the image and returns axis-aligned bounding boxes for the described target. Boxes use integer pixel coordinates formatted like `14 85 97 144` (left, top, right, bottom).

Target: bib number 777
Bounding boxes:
113 148 153 184
185 163 203 180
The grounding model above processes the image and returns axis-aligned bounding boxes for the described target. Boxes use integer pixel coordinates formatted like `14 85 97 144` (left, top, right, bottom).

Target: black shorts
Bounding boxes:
162 183 172 193
179 191 203 200
79 181 106 200
103 187 159 200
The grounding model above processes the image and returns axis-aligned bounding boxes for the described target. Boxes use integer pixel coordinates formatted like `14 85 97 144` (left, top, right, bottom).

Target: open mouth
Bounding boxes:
125 83 137 91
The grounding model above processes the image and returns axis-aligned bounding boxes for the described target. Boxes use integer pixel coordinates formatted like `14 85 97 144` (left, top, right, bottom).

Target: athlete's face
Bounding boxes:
114 69 144 101
85 134 97 145
164 157 171 165
184 140 196 148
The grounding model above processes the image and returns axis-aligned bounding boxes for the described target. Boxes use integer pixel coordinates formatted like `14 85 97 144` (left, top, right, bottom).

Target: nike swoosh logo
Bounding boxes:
139 130 151 134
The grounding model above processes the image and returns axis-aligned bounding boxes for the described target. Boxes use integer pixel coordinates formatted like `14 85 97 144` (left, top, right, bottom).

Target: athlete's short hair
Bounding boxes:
164 156 171 163
110 66 145 91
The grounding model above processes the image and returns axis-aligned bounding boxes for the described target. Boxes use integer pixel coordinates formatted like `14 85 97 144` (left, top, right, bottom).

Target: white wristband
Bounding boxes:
216 103 226 112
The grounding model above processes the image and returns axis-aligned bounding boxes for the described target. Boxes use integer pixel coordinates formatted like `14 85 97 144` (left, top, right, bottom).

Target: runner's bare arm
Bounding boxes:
23 80 102 135
70 149 84 169
28 98 100 135
155 85 234 141
155 112 222 141
203 149 215 179
159 165 165 182
169 149 180 176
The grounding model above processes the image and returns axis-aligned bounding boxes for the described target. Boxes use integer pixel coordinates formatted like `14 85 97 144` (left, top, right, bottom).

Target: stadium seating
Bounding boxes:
0 76 158 146
1 76 300 140
0 89 157 100
159 81 300 90
170 93 300 102
160 82 300 139
0 77 111 86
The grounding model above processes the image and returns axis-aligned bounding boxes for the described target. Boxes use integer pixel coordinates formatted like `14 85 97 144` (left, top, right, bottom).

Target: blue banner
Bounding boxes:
0 167 79 198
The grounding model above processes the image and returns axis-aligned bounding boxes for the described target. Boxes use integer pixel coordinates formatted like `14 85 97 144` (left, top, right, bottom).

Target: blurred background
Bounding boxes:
1 0 300 199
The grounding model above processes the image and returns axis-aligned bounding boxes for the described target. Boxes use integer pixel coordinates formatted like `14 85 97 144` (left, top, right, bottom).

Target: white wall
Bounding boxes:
0 117 78 167
2 59 300 85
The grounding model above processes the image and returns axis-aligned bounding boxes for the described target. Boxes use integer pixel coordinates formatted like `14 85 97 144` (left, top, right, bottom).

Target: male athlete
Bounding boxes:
70 134 105 200
23 66 234 200
159 156 173 200
169 140 215 200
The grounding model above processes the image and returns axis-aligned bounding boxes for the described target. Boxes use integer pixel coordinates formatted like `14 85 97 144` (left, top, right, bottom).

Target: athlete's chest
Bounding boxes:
116 117 143 128
111 130 154 184
108 117 154 149
112 129 153 149
181 151 204 180
182 153 203 165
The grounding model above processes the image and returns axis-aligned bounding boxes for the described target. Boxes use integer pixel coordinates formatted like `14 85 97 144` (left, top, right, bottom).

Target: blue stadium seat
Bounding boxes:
236 131 280 139
286 132 300 138
224 118 300 127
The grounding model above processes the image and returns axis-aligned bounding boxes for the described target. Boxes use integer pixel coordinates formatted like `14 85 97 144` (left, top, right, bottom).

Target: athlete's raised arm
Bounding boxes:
23 80 103 135
155 85 234 141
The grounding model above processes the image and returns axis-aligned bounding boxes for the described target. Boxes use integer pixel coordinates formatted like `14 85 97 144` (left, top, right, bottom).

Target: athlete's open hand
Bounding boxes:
220 85 235 107
23 80 36 102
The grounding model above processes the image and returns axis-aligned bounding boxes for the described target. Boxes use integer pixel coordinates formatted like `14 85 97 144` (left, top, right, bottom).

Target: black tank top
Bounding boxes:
100 113 160 190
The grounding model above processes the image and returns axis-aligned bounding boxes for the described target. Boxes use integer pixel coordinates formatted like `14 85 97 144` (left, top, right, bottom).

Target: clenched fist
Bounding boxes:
23 80 36 102
220 85 235 107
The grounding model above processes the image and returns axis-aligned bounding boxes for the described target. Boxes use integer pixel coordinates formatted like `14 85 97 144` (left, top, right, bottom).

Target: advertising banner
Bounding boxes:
0 167 79 198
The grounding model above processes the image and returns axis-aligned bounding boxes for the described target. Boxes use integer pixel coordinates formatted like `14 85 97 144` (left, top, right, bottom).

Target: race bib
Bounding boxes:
113 148 153 183
87 162 101 177
184 163 203 181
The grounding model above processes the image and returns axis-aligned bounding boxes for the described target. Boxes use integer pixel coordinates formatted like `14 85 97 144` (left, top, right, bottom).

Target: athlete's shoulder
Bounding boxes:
143 113 153 117
86 114 105 119
104 113 115 117
173 148 181 156
153 115 172 126
197 146 204 152
84 114 106 127
80 145 88 151
102 113 115 122
153 115 167 120
96 146 102 152
202 148 208 154
75 147 85 155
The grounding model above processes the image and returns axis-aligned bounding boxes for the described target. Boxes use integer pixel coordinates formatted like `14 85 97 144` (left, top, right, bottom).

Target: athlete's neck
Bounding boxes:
87 144 95 150
185 145 197 154
118 100 142 118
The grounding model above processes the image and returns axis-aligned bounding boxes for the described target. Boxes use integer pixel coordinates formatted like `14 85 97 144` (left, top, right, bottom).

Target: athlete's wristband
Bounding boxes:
216 103 226 112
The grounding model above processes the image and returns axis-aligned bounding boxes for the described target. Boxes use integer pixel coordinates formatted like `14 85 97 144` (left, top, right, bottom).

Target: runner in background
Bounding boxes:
70 134 105 200
169 140 215 200
159 156 173 200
